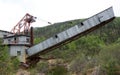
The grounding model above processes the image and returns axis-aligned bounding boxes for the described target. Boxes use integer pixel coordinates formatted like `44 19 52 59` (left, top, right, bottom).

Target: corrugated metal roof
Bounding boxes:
0 30 13 34
3 34 30 39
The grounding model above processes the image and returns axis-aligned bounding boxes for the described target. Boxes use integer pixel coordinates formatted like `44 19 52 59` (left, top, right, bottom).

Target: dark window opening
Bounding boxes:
81 22 84 26
26 38 30 43
3 35 7 37
78 22 84 28
14 37 17 43
8 39 11 41
14 37 19 43
25 49 28 54
17 51 21 56
8 39 11 43
55 35 58 38
14 37 16 40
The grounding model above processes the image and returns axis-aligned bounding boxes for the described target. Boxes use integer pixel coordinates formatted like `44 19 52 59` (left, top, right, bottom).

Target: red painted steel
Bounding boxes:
11 13 36 34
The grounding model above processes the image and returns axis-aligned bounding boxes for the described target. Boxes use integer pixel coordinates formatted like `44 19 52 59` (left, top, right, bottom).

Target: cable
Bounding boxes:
36 17 53 24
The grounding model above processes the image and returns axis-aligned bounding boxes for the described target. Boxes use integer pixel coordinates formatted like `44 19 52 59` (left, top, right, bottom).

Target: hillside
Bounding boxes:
31 17 120 75
0 17 120 75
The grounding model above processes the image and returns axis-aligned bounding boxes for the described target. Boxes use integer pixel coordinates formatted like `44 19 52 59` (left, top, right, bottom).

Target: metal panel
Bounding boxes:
0 31 13 38
10 46 18 56
37 43 43 52
83 20 90 30
66 29 73 38
9 46 27 57
27 38 57 56
97 10 110 22
49 37 57 46
87 16 100 28
56 31 69 43
3 36 30 45
53 35 59 44
93 16 100 25
61 31 69 40
77 24 83 33
77 24 86 33
71 26 79 36
42 41 49 50
45 38 53 47
18 36 30 45
107 7 114 18
27 43 43 56
66 26 79 38
55 33 64 43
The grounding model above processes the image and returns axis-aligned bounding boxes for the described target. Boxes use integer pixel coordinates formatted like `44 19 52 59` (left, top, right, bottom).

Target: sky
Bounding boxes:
0 0 120 31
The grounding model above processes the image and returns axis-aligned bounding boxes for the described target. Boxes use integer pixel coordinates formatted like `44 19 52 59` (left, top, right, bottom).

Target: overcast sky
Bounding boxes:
0 0 119 31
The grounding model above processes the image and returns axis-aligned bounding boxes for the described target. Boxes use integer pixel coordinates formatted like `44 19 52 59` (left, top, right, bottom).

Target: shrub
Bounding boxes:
98 43 120 75
47 65 68 75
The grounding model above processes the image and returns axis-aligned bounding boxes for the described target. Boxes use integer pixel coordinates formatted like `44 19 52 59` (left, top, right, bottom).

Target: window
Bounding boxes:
8 39 11 43
3 35 7 37
14 37 16 40
55 35 58 38
14 37 16 43
53 35 58 39
26 38 30 43
53 34 59 39
81 22 84 26
78 22 84 28
17 51 21 56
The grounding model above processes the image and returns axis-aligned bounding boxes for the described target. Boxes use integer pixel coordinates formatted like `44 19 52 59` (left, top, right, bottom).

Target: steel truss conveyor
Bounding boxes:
27 7 115 59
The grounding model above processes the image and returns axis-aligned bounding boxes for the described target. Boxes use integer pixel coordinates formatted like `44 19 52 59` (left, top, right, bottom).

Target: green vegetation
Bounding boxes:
98 43 120 75
0 39 19 75
47 66 68 75
0 17 120 75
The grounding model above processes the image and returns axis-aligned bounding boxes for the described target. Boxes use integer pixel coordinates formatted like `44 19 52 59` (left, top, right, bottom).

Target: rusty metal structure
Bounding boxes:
11 13 36 34
3 7 115 68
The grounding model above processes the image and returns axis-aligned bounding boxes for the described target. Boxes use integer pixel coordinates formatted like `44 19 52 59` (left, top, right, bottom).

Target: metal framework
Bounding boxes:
3 7 115 68
11 13 36 34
